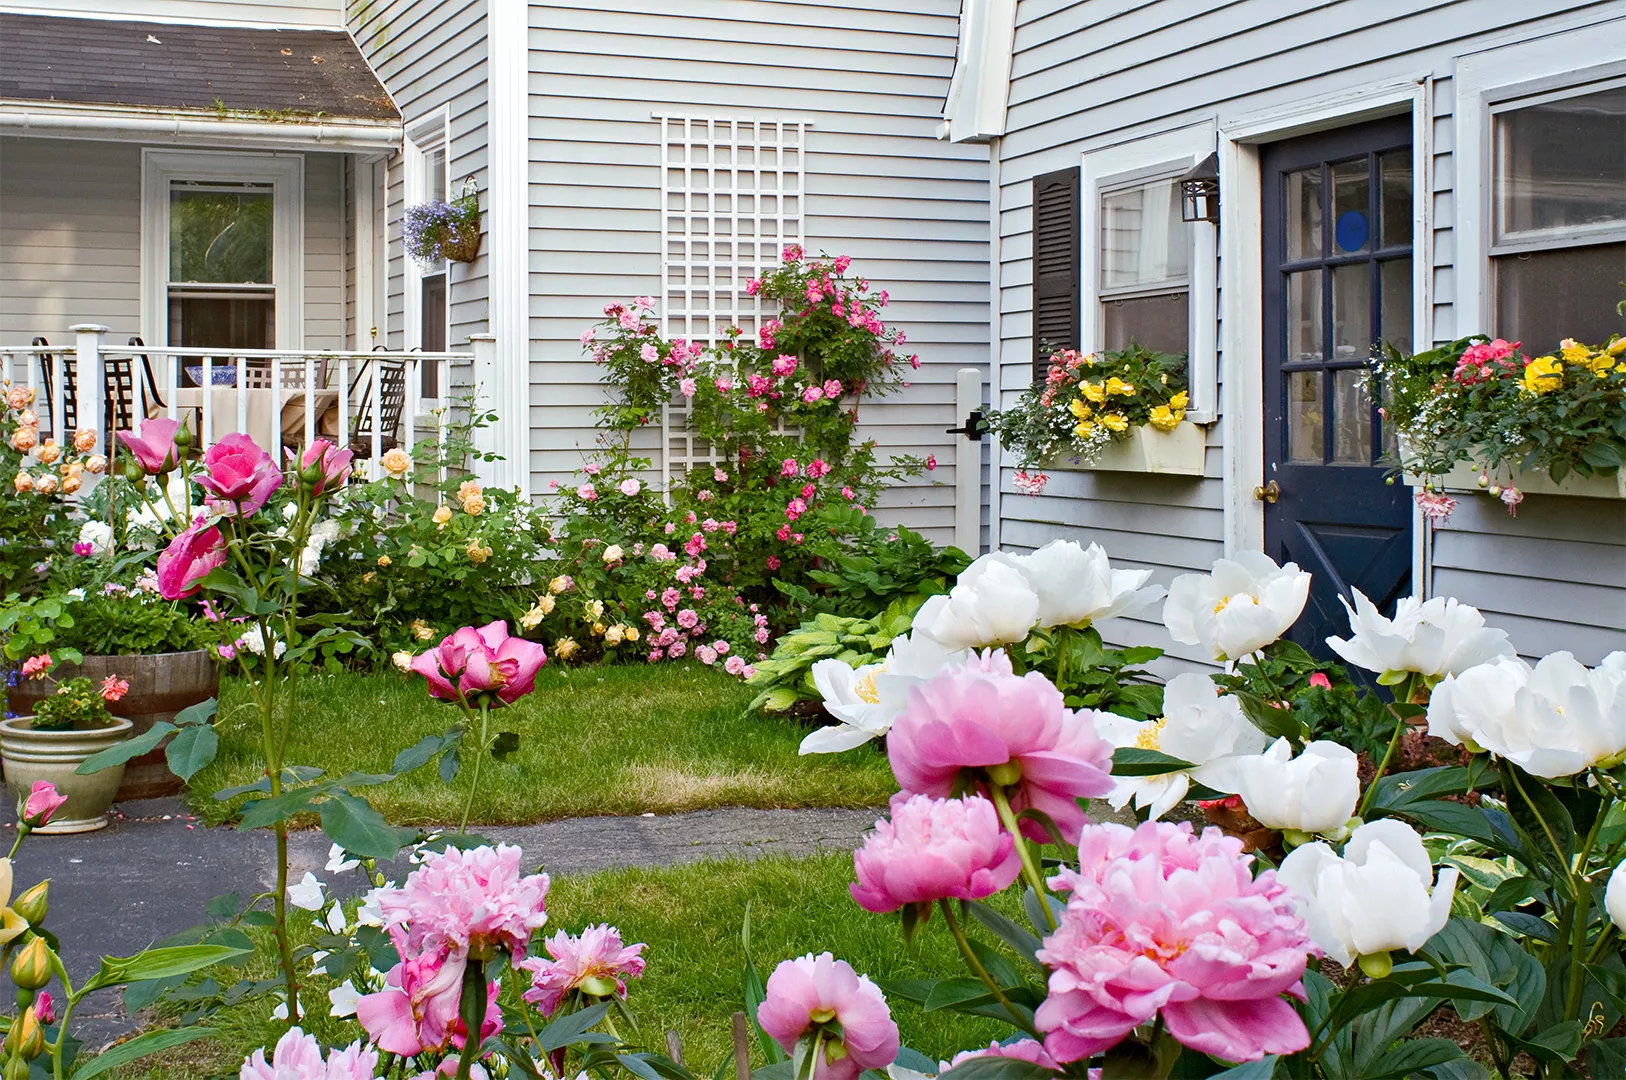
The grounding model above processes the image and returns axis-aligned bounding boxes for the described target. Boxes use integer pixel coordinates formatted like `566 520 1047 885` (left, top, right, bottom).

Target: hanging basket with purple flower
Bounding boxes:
403 192 481 265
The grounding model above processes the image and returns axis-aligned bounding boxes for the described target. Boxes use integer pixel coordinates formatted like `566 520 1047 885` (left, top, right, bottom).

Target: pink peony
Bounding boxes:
945 1040 1059 1072
288 438 354 496
1035 820 1314 1065
19 781 67 828
850 794 1020 913
355 946 467 1056
887 652 1114 843
757 953 898 1080
410 621 547 707
156 518 228 600
521 924 646 1017
379 843 549 965
116 417 181 475
198 433 283 514
240 1027 380 1080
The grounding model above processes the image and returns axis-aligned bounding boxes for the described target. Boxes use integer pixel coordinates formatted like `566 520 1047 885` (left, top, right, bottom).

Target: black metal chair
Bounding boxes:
34 337 162 442
347 356 408 457
124 338 169 418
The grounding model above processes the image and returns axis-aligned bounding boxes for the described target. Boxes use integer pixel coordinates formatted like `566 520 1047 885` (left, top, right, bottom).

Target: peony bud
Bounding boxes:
11 882 47 927
9 938 50 990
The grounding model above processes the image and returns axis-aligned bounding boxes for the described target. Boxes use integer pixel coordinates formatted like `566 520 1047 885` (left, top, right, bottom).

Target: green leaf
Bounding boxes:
318 792 413 861
69 1027 218 1080
923 976 994 1012
74 722 176 775
1361 1039 1469 1079
392 732 455 774
1490 910 1558 944
936 1057 1056 1080
205 893 241 919
1205 1059 1278 1080
213 777 272 801
1111 747 1196 777
80 944 250 994
164 723 218 782
1585 1036 1626 1078
967 939 1021 992
171 698 218 727
966 900 1043 970
490 731 521 761
237 787 322 831
537 1002 613 1051
1232 689 1303 742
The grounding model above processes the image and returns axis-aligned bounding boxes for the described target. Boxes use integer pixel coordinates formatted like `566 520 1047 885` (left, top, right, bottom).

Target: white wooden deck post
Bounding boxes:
954 367 983 555
70 324 109 454
468 333 498 487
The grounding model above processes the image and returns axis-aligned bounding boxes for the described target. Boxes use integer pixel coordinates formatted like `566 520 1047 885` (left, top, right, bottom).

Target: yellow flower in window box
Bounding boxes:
1100 412 1129 433
1080 381 1106 405
1105 376 1137 397
1169 390 1190 411
1148 405 1182 431
1560 339 1592 364
1074 419 1098 438
1069 397 1093 420
1522 356 1563 395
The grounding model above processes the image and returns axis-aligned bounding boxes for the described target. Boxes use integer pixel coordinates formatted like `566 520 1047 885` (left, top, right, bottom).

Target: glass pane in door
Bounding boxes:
1331 158 1371 253
1286 167 1323 260
1287 270 1323 363
1288 370 1323 463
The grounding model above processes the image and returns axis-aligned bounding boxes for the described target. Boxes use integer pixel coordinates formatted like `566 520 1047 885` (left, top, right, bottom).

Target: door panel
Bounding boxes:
1261 116 1414 659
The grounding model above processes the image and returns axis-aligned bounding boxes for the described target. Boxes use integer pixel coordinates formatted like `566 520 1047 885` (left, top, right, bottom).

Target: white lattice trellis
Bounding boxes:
655 112 807 486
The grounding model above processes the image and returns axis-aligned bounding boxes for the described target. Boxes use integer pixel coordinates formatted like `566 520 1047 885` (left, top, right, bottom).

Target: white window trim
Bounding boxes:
141 149 304 349
1081 125 1217 423
1453 17 1626 338
403 108 452 375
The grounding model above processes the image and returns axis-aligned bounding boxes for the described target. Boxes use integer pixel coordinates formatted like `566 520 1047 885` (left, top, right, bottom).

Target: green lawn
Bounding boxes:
114 851 1018 1078
188 664 897 827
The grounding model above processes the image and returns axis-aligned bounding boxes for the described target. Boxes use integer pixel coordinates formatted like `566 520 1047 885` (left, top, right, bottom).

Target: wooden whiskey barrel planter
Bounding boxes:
7 650 216 800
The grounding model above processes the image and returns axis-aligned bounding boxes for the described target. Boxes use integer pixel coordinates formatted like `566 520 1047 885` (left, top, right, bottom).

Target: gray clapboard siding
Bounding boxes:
0 0 342 27
526 0 989 544
997 0 1625 671
0 137 348 349
349 0 488 350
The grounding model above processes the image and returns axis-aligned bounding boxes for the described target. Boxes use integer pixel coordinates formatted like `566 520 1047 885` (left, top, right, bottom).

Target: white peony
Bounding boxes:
1426 652 1626 779
1231 737 1361 836
911 556 1040 651
1327 590 1515 681
999 540 1166 630
1606 862 1626 935
78 520 113 555
1094 673 1269 819
1163 552 1311 662
1277 818 1459 968
800 633 971 755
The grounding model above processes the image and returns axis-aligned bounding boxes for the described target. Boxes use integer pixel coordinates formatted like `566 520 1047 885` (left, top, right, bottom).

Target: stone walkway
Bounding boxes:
6 797 881 1049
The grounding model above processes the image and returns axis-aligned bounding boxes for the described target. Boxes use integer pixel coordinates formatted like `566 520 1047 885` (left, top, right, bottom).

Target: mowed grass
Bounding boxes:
187 663 897 827
112 851 1019 1078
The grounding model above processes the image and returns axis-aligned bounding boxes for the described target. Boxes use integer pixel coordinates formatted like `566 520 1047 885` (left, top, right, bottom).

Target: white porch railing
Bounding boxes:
0 325 492 482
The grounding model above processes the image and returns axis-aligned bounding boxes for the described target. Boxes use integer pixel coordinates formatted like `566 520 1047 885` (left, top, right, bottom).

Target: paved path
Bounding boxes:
5 797 881 1049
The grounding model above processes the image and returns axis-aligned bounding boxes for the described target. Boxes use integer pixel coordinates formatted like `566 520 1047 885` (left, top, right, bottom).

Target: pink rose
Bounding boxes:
766 555 781 571
713 640 729 655
1035 820 1313 1064
198 433 282 514
409 621 548 707
724 655 747 676
19 781 67 828
850 794 1020 913
781 458 799 478
577 483 598 501
806 459 830 479
802 386 823 404
887 652 1114 844
800 483 816 498
926 454 937 471
823 379 841 399
676 609 699 629
771 354 798 378
580 327 597 346
288 438 353 497
745 278 762 296
639 343 659 363
619 478 641 497
680 378 697 398
696 645 718 665
156 518 228 600
757 953 897 1080
715 378 733 393
667 640 687 658
584 462 602 475
115 417 182 475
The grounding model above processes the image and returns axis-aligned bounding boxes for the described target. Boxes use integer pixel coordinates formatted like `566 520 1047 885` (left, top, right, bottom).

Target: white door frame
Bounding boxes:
403 107 451 372
1217 76 1432 592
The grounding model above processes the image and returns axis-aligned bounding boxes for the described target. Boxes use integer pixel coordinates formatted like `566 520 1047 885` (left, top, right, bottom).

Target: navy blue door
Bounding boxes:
1261 117 1414 658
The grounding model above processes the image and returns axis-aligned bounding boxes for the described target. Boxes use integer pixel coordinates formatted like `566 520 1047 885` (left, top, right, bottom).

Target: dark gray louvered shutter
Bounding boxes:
1032 166 1081 383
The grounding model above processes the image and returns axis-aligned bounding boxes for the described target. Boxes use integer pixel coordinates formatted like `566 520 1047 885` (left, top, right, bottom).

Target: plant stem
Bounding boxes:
458 701 489 835
455 956 487 1080
7 828 28 860
48 992 77 1080
937 900 1039 1036
1504 767 1573 900
988 784 1056 932
1356 680 1414 819
1564 807 1609 1023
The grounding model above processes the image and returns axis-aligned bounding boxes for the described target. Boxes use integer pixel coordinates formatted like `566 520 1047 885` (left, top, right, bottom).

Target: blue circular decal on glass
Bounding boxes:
1335 210 1369 252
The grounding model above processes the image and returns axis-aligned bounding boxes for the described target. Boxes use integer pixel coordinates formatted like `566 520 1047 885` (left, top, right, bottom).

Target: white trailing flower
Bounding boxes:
1426 651 1626 779
1231 738 1361 837
1326 590 1514 682
328 980 362 1018
1163 552 1311 662
297 517 342 575
1277 818 1459 969
911 556 1040 650
800 633 970 755
1094 673 1270 819
285 872 325 911
325 843 360 874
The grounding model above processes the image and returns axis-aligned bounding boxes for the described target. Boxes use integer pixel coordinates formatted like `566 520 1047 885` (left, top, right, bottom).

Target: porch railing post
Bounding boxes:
468 334 498 487
954 366 983 555
70 324 109 454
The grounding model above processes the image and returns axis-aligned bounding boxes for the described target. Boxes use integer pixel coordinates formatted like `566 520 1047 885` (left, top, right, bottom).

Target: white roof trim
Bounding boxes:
0 100 401 151
939 0 1016 143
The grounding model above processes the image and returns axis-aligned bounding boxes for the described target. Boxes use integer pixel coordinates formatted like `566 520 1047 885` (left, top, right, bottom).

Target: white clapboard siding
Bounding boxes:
0 0 342 27
350 0 489 351
0 136 348 349
998 0 1625 670
527 0 991 544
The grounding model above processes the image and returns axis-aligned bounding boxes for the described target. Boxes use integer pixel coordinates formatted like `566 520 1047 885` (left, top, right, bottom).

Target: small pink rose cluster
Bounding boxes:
1452 337 1522 385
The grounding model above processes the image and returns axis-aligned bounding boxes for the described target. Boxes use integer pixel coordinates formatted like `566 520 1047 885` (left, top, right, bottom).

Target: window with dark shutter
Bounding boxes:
1032 166 1081 382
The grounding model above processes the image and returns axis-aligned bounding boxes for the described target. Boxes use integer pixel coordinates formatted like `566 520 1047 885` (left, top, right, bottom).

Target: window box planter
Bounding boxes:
1402 459 1625 500
1046 422 1207 477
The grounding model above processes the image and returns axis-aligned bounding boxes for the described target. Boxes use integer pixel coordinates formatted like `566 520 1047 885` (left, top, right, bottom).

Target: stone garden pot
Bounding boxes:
7 650 216 800
0 716 133 833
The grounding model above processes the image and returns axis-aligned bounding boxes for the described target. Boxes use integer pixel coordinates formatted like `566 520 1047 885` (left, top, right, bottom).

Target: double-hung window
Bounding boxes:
1098 174 1190 355
1489 80 1626 346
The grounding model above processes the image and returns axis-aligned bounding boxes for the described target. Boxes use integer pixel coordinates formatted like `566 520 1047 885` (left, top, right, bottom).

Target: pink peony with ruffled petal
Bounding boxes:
240 1026 380 1080
850 794 1019 913
944 1039 1060 1072
1034 820 1314 1065
757 953 898 1080
886 652 1114 843
520 923 647 1017
379 843 550 966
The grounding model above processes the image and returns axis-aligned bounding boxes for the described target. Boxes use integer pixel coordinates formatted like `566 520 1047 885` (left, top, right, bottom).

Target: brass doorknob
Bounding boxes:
1253 480 1280 504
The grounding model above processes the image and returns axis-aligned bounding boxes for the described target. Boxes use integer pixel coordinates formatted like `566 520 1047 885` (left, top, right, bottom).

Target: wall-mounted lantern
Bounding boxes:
1180 152 1220 224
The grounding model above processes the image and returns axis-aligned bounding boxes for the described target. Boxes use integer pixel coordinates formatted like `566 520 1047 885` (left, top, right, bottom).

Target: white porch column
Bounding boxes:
487 0 530 497
70 324 108 452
